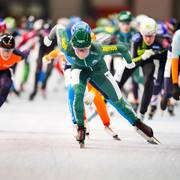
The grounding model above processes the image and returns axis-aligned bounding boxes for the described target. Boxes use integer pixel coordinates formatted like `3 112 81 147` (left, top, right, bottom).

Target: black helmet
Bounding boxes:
0 33 15 49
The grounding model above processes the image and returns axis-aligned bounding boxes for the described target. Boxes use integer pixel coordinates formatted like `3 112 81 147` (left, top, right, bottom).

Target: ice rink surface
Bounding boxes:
0 83 180 180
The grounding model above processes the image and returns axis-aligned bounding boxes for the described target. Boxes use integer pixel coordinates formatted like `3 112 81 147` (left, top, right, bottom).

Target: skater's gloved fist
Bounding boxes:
126 62 136 69
172 83 180 100
42 55 51 64
142 49 155 60
44 36 52 47
84 91 95 105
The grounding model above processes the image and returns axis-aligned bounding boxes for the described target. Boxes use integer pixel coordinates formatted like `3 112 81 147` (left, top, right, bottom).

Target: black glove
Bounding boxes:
172 83 180 100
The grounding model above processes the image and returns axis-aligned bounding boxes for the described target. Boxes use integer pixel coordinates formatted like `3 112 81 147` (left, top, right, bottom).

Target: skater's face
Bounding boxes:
119 22 131 33
73 46 91 59
0 48 13 60
142 35 155 46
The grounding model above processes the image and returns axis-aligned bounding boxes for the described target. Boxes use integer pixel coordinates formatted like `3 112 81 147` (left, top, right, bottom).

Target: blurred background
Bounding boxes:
0 0 180 22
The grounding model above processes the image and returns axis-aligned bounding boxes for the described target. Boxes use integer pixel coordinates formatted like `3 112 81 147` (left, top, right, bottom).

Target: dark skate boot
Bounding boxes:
76 126 86 148
148 105 157 120
160 96 168 111
134 120 160 144
167 104 175 116
29 91 37 101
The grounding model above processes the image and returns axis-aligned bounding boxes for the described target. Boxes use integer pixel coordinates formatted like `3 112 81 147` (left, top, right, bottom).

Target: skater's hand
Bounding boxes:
42 55 51 64
44 36 52 47
172 84 180 100
84 91 95 105
142 49 155 60
126 62 136 69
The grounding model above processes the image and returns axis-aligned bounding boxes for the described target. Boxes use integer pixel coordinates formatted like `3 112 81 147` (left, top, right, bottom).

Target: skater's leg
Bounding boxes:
92 71 138 125
91 70 159 144
87 83 120 140
116 67 136 89
21 61 30 89
0 72 12 107
67 84 77 124
29 54 43 100
161 77 173 110
87 84 110 126
71 68 89 127
130 78 139 112
41 60 54 90
139 61 155 118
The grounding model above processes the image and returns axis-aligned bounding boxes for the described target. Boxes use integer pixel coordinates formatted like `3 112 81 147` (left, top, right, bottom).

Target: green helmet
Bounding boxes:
71 29 91 48
118 11 132 23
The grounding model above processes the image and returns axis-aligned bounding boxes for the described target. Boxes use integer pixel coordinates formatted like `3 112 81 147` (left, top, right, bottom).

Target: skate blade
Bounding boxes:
153 136 161 144
113 135 121 141
147 137 161 145
136 128 160 145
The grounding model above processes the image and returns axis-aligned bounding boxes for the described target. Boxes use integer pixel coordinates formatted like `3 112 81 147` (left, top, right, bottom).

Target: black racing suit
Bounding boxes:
117 33 168 115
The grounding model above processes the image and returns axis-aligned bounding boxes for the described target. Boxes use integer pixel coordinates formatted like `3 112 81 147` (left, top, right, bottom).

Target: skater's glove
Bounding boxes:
172 83 180 100
42 55 51 64
44 36 52 47
84 91 95 105
141 49 155 60
126 62 136 69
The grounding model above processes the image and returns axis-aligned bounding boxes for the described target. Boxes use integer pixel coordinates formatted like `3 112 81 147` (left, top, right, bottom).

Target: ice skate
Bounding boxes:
135 120 160 144
76 126 86 148
167 103 175 116
104 125 121 141
160 96 168 111
148 105 157 120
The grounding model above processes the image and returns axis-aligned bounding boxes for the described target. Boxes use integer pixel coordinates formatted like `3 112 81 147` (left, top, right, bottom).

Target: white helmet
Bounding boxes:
140 17 157 36
134 14 149 28
33 19 44 31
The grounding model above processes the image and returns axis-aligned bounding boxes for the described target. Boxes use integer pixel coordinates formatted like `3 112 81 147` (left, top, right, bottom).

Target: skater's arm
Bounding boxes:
43 49 65 63
172 57 179 84
13 49 27 60
100 43 132 64
131 42 144 63
132 35 167 63
45 24 69 53
171 31 180 84
47 49 61 59
131 33 147 63
93 26 115 34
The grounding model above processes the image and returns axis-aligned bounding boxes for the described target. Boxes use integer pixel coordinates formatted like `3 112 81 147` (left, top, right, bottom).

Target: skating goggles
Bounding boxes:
0 47 14 52
73 45 91 52
119 22 131 25
143 34 156 38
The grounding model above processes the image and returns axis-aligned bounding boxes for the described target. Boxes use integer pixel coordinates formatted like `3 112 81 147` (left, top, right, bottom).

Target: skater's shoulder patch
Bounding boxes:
132 33 141 43
13 49 27 59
